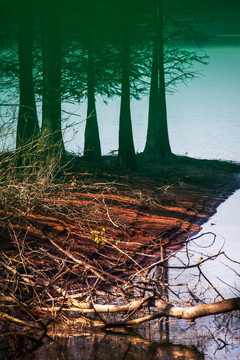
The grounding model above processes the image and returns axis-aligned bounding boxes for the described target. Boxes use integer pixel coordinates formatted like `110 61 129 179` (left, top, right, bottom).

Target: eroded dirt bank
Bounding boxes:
1 156 239 273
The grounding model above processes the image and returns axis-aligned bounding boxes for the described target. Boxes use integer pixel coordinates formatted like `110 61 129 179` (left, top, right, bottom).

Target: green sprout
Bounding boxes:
176 220 183 226
91 228 106 248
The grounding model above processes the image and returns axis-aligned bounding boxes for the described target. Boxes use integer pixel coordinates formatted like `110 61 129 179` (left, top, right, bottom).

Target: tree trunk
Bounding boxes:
144 14 159 154
157 0 171 157
144 0 172 158
84 38 101 162
41 1 65 158
117 39 137 171
17 0 39 150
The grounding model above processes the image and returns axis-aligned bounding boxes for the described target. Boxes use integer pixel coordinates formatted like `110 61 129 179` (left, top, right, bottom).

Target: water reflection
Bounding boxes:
33 331 204 360
28 260 205 360
155 259 169 343
3 250 239 360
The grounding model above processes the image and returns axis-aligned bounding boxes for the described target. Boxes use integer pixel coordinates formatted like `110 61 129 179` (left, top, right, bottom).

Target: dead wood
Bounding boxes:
1 228 239 333
0 311 41 329
37 297 240 328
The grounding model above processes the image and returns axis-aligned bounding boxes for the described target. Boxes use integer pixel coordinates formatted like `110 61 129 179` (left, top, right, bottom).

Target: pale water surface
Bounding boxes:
167 178 240 359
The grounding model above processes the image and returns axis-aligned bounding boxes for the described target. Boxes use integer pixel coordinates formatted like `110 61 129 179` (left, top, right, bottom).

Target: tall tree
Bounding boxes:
144 0 172 158
41 0 65 157
117 38 137 170
82 1 102 162
115 0 146 170
83 38 101 162
16 0 39 149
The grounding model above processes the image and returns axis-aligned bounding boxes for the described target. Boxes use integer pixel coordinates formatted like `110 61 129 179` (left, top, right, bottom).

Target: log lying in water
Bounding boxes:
103 297 240 328
155 297 240 320
38 296 240 328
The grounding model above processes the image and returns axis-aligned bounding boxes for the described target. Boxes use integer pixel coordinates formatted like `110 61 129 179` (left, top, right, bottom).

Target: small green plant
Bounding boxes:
176 220 183 226
91 228 106 248
90 229 123 252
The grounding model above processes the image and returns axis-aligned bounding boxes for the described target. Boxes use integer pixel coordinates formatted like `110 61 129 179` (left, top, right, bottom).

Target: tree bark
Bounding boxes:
103 297 240 328
154 297 240 320
144 2 159 155
17 0 39 150
41 0 65 157
117 39 137 171
157 0 171 157
84 37 102 162
144 0 172 158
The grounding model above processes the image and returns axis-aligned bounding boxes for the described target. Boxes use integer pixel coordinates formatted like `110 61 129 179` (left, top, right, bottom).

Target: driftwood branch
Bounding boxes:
0 311 41 329
103 297 240 328
38 297 240 328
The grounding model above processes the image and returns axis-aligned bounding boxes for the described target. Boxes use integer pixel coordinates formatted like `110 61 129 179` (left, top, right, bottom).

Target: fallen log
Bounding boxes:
103 297 240 328
38 296 240 327
41 296 152 314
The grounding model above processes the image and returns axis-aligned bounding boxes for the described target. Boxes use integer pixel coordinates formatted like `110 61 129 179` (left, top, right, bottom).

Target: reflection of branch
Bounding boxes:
223 252 240 265
216 277 240 294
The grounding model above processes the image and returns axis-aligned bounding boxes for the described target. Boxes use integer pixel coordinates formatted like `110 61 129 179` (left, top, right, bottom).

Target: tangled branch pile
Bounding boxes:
1 221 239 332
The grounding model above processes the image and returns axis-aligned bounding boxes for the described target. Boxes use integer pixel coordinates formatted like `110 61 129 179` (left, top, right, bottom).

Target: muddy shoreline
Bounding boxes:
1 155 239 270
0 155 240 360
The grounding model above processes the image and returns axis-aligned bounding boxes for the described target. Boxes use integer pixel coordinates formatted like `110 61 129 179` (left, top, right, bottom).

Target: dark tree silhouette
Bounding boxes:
82 1 102 162
83 37 102 162
41 0 65 157
115 0 148 170
0 0 209 169
117 38 137 170
16 0 39 149
144 0 172 158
